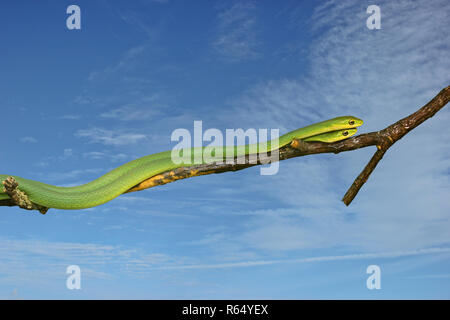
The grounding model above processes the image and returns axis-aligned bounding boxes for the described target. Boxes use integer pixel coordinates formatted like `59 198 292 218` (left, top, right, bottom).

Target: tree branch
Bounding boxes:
1 85 449 213
1 177 48 214
127 85 450 206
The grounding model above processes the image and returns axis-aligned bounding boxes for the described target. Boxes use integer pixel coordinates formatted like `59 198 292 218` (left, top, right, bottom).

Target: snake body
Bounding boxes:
0 116 363 209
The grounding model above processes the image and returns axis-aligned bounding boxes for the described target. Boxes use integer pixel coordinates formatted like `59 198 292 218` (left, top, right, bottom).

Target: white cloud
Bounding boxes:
82 151 130 162
0 238 178 284
208 0 450 254
60 114 82 120
19 137 37 143
144 0 169 3
75 127 147 146
1 237 446 285
213 2 260 61
101 103 161 121
227 0 450 130
58 148 73 160
150 247 450 270
405 273 450 280
87 45 147 82
36 168 103 183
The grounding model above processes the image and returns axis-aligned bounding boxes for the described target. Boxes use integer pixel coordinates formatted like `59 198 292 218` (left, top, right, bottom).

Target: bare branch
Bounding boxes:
1 85 449 213
128 85 450 206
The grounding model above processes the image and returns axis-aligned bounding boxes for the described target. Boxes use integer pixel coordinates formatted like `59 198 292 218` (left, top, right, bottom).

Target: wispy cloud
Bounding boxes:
36 168 103 183
75 128 147 146
60 114 82 120
58 148 73 161
32 148 77 169
405 273 450 280
213 2 260 61
227 0 450 129
82 151 130 162
19 136 37 143
209 0 450 255
150 247 450 270
87 45 147 83
0 238 178 284
144 0 169 4
100 102 161 121
1 237 447 285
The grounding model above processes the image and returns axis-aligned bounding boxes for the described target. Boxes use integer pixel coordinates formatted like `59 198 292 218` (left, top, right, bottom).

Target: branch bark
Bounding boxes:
1 86 449 213
127 85 450 205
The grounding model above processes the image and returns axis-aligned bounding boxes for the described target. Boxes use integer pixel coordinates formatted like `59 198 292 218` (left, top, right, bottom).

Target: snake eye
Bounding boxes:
342 131 349 136
348 120 355 126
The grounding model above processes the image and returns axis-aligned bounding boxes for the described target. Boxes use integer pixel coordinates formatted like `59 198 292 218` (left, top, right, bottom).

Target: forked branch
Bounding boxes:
1 85 449 213
127 85 450 206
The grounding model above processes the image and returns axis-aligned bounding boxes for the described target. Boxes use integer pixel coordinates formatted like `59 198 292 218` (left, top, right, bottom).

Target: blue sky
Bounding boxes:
0 0 449 299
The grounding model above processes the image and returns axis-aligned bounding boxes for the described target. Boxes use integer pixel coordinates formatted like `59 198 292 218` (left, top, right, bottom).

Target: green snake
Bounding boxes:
0 116 363 210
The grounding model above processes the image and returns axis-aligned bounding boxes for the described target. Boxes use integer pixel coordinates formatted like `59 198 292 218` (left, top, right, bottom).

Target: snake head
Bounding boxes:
303 128 358 143
322 116 364 132
341 128 358 138
324 128 358 142
346 116 363 127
